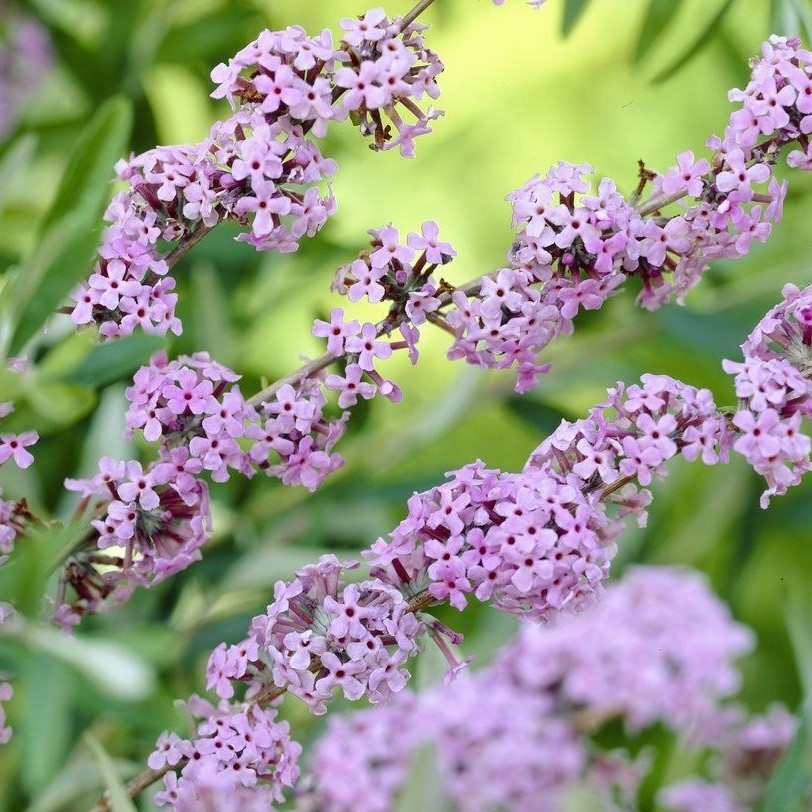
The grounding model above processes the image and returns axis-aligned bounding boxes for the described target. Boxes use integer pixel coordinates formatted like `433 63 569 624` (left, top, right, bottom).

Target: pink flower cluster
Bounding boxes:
365 460 616 621
205 555 424 715
443 36 812 392
57 220 458 621
304 567 757 812
213 9 443 158
723 282 812 505
368 374 735 622
149 696 300 811
69 9 444 339
500 567 753 733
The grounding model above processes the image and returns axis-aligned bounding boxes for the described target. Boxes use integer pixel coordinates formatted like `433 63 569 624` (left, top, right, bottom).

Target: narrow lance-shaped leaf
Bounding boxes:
0 96 133 356
39 96 133 233
0 135 38 219
652 0 739 84
561 0 592 37
634 0 683 63
84 734 139 812
770 0 802 36
756 594 812 811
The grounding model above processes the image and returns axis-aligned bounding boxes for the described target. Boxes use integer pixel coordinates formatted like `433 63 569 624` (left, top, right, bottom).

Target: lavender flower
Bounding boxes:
150 695 301 810
69 11 445 340
205 555 424 714
723 282 812 505
304 567 757 812
444 36 811 392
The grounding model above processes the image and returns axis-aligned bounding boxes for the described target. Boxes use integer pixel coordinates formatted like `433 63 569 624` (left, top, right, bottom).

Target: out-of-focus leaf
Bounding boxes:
23 379 96 427
17 620 156 701
143 64 211 144
0 214 102 357
26 758 140 812
652 0 738 84
504 396 570 435
790 0 812 44
69 386 132 491
39 96 132 234
0 136 38 219
0 520 83 617
224 544 361 591
64 333 167 387
561 0 592 36
757 594 812 811
25 0 107 47
190 263 233 362
157 7 260 65
771 0 802 35
634 0 683 63
18 657 74 796
787 594 812 700
561 785 610 811
1 97 132 355
394 642 449 812
0 368 25 402
757 715 811 811
83 734 138 812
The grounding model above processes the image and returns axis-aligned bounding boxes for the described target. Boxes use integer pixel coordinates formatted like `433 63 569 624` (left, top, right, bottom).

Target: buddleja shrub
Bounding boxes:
0 1 811 810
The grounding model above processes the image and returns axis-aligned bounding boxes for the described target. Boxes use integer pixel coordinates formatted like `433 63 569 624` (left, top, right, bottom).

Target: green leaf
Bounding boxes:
0 213 100 357
561 0 592 36
757 715 811 812
787 594 812 701
757 594 812 811
505 396 570 435
84 734 139 812
26 758 141 812
24 378 96 427
652 0 738 84
39 96 132 234
770 0 802 36
18 656 75 796
634 0 683 63
65 333 167 387
0 97 132 356
18 620 156 701
0 135 38 219
789 0 812 44
394 643 448 812
143 64 211 144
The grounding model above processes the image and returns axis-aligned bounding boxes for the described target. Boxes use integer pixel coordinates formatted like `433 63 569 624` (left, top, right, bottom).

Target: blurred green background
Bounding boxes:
1 0 812 809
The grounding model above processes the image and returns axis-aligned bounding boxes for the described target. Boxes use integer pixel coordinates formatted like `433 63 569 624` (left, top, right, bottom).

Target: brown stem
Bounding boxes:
399 0 439 30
